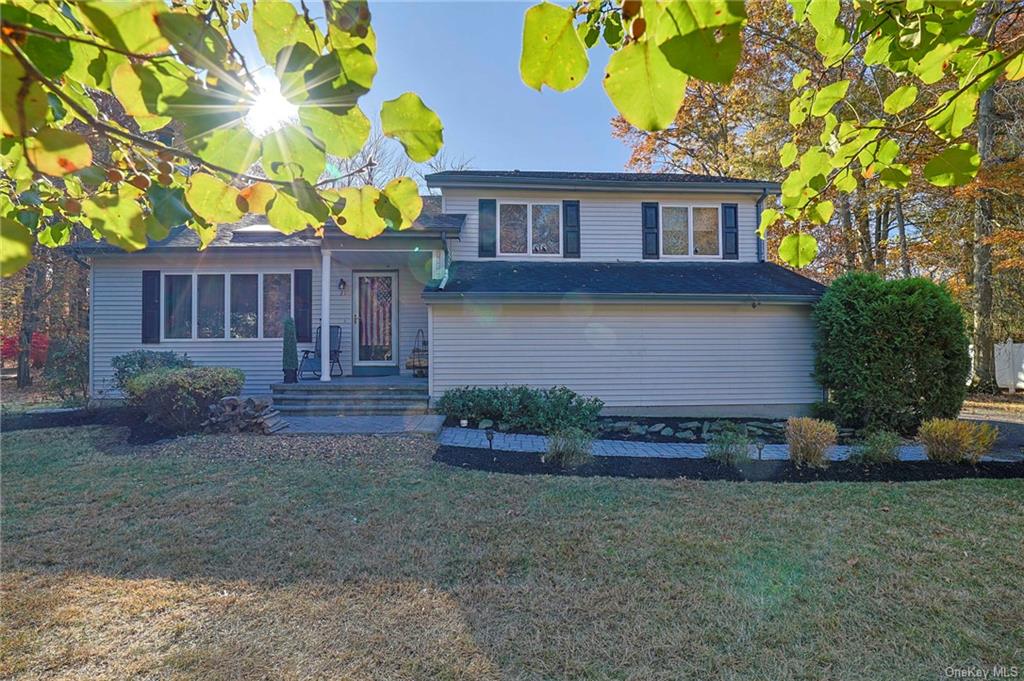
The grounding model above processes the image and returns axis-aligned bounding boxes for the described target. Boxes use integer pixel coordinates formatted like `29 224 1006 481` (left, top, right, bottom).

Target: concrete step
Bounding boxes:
274 403 430 416
272 385 427 397
273 397 430 409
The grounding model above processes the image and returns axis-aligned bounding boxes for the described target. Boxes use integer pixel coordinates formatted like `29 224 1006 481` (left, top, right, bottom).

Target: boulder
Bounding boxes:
478 419 494 429
679 421 702 430
648 423 666 433
675 430 695 440
612 421 633 431
660 427 674 437
629 424 648 436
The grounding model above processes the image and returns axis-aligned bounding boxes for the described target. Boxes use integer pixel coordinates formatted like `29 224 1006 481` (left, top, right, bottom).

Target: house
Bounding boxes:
81 170 827 417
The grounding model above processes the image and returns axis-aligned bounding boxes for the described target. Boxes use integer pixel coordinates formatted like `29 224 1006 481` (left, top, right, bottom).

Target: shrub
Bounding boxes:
813 272 970 434
111 349 193 391
437 385 603 435
848 430 902 465
124 367 245 432
1 335 17 361
546 427 594 468
707 421 751 466
786 417 837 468
42 335 89 403
918 418 998 464
29 332 48 368
282 317 298 371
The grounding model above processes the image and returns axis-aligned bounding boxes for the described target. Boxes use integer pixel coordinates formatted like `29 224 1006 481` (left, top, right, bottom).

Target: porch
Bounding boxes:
271 365 430 416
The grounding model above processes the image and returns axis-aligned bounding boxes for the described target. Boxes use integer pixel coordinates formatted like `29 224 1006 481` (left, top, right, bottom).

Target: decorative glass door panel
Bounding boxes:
355 273 396 364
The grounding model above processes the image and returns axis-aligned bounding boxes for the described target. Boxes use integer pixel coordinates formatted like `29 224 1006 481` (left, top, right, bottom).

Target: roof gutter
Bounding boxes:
422 291 820 305
427 178 782 194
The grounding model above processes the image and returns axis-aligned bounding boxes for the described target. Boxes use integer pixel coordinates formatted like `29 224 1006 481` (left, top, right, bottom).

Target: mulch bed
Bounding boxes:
434 445 1024 483
3 407 176 444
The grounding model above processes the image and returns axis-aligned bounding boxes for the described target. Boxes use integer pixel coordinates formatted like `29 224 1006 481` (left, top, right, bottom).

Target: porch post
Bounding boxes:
320 250 331 381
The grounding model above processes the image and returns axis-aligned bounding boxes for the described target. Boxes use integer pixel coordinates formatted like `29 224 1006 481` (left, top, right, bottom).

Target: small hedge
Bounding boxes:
43 335 89 403
786 417 836 468
112 349 193 392
124 367 245 432
438 385 603 434
918 418 998 464
813 272 970 434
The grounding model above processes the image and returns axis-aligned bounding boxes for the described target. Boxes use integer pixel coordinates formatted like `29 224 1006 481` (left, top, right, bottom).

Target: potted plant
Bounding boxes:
282 316 298 383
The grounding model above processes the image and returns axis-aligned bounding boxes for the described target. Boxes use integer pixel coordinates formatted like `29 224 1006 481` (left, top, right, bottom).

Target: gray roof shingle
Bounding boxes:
426 170 780 192
425 260 826 301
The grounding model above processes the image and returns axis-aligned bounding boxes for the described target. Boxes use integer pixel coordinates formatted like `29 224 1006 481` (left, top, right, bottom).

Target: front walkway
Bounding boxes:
284 414 445 435
438 427 1023 463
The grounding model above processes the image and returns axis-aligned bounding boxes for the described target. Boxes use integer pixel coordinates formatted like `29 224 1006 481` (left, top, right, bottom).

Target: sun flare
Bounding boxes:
245 77 299 136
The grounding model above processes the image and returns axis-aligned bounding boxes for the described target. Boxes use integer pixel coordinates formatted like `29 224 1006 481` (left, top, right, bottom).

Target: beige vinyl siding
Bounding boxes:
428 302 820 411
442 188 762 262
89 249 431 397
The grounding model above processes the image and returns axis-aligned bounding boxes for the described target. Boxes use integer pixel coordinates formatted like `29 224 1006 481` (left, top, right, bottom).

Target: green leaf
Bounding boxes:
660 25 742 85
380 92 444 162
1006 52 1024 81
834 168 857 193
790 0 809 22
110 61 189 132
811 80 849 116
378 177 422 230
1 216 34 277
923 143 980 187
926 90 978 141
806 0 848 62
76 1 171 55
603 40 687 132
788 91 811 126
0 5 73 79
758 207 780 237
883 85 918 114
603 12 624 48
299 105 371 159
577 12 600 48
252 0 323 68
520 2 589 92
261 125 326 183
25 128 92 177
911 39 965 85
156 12 229 68
1 54 49 137
780 142 798 168
193 126 261 176
267 180 328 234
879 164 911 189
303 48 377 111
82 187 149 252
779 232 818 267
148 185 192 229
185 174 244 224
807 200 834 225
791 68 811 89
334 185 386 239
38 223 71 249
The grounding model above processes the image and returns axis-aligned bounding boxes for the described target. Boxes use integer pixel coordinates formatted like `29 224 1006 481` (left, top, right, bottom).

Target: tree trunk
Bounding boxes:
16 259 46 388
839 194 857 270
972 84 997 388
854 185 874 271
895 192 911 278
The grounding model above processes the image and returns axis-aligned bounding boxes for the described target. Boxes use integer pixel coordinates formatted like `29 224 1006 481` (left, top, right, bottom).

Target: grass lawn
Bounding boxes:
2 426 1023 680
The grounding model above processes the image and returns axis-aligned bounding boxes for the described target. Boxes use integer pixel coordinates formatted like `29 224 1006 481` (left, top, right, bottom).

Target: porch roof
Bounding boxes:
71 203 464 254
424 260 827 303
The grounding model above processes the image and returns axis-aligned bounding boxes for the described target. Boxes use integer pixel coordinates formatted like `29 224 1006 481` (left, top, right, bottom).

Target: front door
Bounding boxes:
353 271 398 370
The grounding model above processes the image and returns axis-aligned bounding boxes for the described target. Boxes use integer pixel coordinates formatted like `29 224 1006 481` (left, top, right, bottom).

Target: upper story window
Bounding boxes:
661 205 721 257
163 272 292 341
499 201 561 256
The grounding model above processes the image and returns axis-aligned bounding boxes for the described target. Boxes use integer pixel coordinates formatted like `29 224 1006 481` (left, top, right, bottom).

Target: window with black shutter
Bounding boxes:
642 202 659 259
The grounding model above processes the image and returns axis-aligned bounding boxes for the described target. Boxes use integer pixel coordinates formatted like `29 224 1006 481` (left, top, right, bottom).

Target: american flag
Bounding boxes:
359 276 392 361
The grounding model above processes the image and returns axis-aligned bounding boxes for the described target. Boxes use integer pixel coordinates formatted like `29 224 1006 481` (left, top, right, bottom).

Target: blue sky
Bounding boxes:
234 1 631 172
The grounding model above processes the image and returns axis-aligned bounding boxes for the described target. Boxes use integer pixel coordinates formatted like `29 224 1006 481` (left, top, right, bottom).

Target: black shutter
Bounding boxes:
142 270 160 344
722 203 739 260
478 199 496 257
293 269 313 342
562 200 580 258
641 202 659 259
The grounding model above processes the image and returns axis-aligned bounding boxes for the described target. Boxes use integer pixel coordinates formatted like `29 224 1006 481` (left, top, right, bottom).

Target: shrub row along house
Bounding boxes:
79 170 827 416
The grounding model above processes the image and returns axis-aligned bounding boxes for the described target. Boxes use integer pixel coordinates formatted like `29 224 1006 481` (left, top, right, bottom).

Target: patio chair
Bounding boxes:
299 325 343 379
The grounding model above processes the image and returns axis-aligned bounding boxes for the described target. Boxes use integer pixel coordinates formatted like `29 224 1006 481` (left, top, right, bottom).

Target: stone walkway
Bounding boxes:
438 427 1021 463
284 414 445 435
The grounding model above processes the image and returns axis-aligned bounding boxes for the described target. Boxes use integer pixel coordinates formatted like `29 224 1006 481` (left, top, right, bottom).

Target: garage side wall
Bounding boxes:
428 301 821 417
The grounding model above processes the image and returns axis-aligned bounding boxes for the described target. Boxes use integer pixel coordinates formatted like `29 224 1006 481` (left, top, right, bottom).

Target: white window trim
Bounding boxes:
497 200 562 257
659 204 723 259
159 271 293 342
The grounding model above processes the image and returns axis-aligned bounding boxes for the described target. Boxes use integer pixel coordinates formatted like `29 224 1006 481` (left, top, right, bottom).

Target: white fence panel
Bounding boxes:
995 341 1024 391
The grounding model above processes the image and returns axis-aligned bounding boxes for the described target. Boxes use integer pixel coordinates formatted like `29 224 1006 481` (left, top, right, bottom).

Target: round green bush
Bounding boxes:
124 366 245 432
813 272 970 434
